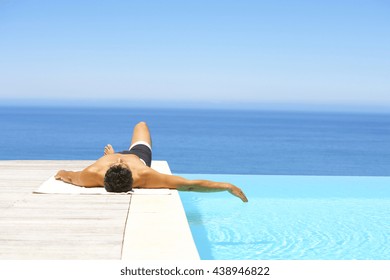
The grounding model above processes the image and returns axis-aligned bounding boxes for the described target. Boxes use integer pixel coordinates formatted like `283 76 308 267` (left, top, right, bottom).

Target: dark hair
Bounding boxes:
104 165 133 192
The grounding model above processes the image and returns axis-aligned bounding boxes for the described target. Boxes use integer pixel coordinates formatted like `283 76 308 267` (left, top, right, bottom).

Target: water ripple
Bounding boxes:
194 198 390 259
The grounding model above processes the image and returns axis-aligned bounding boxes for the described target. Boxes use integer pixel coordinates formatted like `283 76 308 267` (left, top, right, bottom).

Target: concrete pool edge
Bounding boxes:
121 189 200 260
121 161 200 260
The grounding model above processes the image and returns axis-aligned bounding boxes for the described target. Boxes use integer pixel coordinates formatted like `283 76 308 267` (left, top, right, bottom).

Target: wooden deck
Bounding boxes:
0 160 199 260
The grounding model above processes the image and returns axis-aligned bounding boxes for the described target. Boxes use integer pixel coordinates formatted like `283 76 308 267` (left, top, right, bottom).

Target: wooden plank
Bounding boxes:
0 160 130 260
0 240 122 259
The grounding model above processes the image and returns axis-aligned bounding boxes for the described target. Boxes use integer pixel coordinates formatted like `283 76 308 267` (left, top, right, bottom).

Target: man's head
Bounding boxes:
104 162 133 193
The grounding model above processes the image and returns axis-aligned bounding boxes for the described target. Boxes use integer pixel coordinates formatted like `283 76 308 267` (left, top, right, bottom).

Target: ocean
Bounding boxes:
0 106 389 176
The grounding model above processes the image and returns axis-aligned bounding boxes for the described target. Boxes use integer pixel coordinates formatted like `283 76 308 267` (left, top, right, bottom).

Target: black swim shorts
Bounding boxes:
118 141 152 167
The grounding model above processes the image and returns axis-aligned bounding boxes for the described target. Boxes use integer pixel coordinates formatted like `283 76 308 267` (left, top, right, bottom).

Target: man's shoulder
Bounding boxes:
83 162 107 177
84 166 100 173
138 168 179 189
135 166 154 179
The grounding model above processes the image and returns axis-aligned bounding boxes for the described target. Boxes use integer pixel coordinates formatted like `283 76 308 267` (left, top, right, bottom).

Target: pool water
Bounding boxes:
178 174 390 260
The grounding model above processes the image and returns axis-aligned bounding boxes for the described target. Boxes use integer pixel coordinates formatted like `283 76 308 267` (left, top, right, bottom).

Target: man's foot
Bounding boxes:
104 144 115 155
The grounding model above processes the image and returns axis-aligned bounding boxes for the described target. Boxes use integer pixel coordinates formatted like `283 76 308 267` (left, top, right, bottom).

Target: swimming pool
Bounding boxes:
178 174 390 260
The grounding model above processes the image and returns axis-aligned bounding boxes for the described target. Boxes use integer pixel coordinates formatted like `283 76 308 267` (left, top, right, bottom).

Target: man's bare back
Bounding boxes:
55 122 248 202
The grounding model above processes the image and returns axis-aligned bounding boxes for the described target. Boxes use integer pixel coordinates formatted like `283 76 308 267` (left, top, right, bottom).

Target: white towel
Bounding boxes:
34 160 172 195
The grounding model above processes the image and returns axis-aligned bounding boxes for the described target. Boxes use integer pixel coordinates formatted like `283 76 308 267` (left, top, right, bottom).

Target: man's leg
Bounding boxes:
130 121 152 149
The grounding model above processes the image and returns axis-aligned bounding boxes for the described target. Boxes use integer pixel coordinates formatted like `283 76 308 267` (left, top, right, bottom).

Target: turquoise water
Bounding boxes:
179 174 390 260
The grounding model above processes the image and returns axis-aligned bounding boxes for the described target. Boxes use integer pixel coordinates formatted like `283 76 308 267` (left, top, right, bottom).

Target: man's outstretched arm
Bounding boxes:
145 172 248 202
177 180 248 202
55 169 102 187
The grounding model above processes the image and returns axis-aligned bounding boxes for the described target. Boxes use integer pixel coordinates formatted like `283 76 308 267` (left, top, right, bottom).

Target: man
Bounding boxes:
55 121 248 202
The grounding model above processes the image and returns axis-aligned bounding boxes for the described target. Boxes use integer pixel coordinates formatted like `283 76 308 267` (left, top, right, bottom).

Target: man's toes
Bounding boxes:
104 144 114 154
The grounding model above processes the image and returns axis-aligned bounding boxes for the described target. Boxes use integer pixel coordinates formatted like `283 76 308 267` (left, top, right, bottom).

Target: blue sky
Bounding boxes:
0 0 389 110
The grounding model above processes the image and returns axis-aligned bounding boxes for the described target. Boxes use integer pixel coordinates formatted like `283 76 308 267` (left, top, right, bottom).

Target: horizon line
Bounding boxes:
1 98 390 114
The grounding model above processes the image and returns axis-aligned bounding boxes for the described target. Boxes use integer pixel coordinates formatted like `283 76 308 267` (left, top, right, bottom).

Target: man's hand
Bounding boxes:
55 170 66 181
55 170 73 184
227 184 248 202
